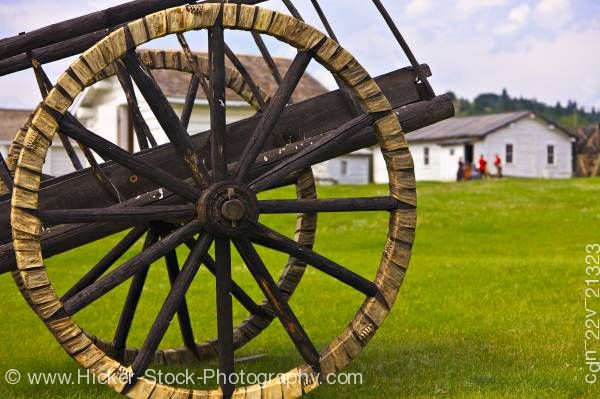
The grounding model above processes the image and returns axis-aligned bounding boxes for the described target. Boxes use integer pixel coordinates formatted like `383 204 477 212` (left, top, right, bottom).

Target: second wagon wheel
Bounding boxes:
7 48 318 364
10 4 416 398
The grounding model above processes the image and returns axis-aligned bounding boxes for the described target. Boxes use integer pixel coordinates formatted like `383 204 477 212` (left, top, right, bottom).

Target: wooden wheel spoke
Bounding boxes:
215 238 235 397
0 153 13 192
234 50 316 183
61 220 202 316
61 225 147 301
251 32 283 85
113 228 159 360
249 223 379 297
201 252 267 318
131 234 213 379
164 250 197 352
183 239 268 318
121 50 211 187
181 74 201 130
59 113 201 201
208 19 228 181
258 196 410 214
176 33 212 128
115 60 157 150
38 205 195 225
224 42 265 109
76 142 122 203
249 113 374 192
233 237 320 367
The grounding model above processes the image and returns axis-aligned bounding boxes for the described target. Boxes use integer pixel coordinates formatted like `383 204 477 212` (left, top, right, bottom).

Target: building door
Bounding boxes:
464 143 474 164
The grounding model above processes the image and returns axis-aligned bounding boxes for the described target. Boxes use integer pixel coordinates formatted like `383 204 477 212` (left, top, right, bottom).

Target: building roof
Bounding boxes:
406 111 573 143
149 52 327 103
0 108 31 142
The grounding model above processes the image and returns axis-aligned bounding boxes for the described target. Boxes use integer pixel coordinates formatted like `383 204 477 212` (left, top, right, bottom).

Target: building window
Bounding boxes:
424 147 430 165
547 145 555 165
505 144 513 164
340 160 348 176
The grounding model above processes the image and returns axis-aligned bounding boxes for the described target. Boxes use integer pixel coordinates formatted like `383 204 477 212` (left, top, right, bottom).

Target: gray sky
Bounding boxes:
0 0 599 111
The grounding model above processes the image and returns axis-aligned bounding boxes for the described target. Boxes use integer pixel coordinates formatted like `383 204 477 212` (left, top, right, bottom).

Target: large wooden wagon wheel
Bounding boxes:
8 48 318 364
10 4 416 398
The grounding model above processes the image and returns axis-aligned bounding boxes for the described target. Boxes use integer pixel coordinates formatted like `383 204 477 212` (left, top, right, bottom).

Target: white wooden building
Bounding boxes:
313 149 372 184
373 111 575 182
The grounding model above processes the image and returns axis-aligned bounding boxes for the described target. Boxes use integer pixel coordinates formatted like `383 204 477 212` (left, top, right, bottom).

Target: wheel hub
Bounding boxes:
197 182 258 237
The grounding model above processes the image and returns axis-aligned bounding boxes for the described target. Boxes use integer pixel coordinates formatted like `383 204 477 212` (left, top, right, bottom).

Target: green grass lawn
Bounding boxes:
0 178 598 398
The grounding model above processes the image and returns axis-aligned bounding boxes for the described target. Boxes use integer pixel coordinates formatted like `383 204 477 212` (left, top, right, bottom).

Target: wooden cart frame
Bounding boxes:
0 1 454 398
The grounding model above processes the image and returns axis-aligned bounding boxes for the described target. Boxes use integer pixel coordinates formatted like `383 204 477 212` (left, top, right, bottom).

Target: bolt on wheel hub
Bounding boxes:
197 182 258 237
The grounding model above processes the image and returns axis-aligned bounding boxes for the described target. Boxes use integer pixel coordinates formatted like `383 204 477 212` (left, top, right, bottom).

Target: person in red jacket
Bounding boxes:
478 155 488 178
494 154 502 178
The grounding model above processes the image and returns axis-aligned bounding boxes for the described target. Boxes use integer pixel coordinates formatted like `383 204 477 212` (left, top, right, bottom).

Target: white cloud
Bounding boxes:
406 0 433 17
496 4 531 35
456 0 506 17
534 0 573 28
0 0 123 34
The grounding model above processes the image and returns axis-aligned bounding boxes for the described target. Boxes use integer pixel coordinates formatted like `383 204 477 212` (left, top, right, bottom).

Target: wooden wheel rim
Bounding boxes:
10 4 416 398
7 48 318 365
